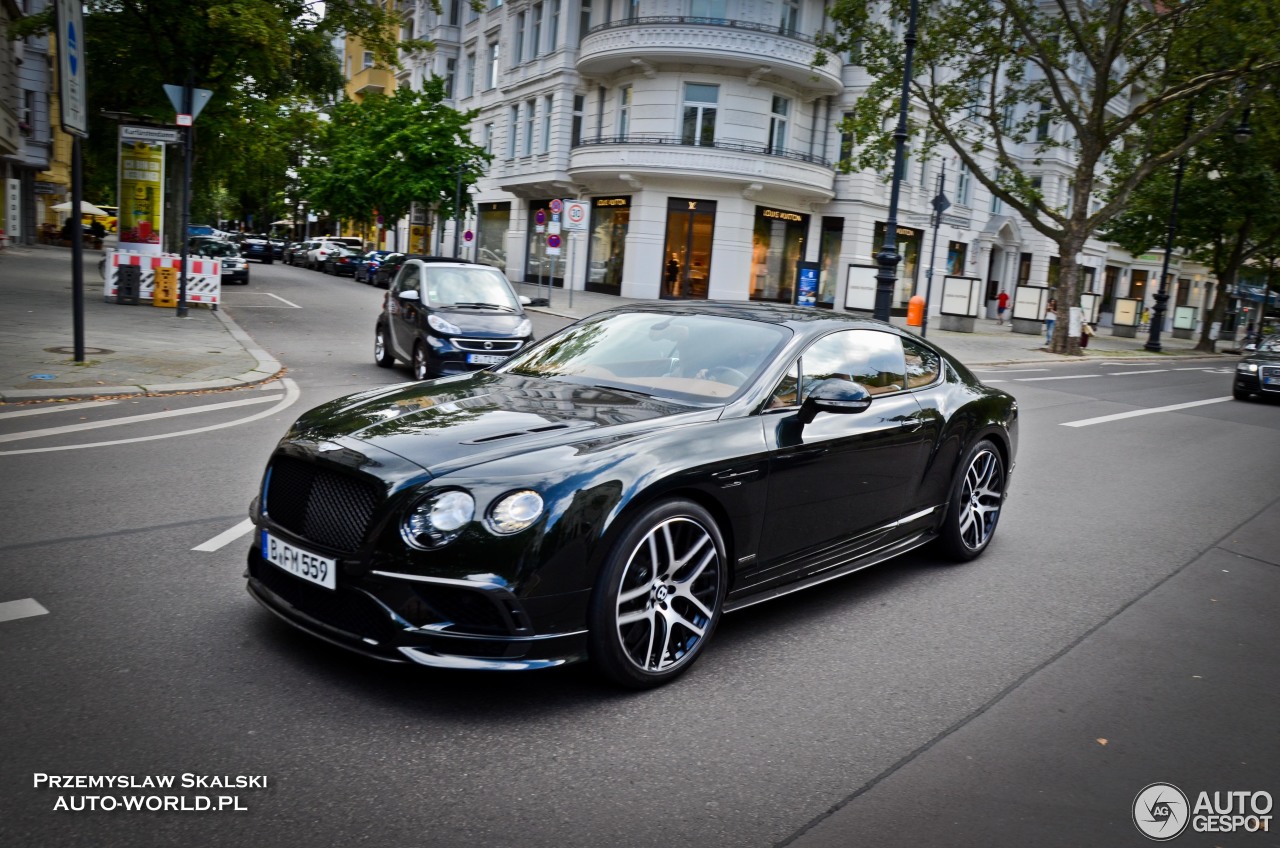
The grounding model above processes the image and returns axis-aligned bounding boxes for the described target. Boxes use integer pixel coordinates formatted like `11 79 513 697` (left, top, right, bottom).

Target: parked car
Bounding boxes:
247 302 1018 687
284 241 313 266
268 238 287 260
189 238 248 285
1233 334 1280 401
305 240 345 271
325 236 365 251
354 250 396 283
239 234 275 264
322 247 361 277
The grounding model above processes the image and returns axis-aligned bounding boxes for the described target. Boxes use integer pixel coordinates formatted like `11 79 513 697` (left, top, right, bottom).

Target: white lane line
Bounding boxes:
0 394 282 444
0 400 119 420
1015 374 1100 382
1106 369 1168 376
972 368 1049 373
982 379 1008 384
267 292 302 308
0 598 49 623
193 518 255 552
0 378 301 456
1061 396 1233 428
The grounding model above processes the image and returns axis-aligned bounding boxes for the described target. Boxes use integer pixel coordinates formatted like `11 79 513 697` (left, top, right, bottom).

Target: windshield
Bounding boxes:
422 266 521 310
190 240 239 258
499 311 791 404
1258 335 1280 353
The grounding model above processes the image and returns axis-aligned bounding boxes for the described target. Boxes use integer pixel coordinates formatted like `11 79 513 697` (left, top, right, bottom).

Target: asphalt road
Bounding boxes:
2 262 1277 847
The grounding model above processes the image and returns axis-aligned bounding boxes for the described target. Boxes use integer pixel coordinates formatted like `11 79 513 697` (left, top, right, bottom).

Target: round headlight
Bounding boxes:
402 490 475 549
428 313 462 335
487 490 544 534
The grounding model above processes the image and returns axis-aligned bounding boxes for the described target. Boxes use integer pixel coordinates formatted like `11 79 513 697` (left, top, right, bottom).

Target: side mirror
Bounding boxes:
519 295 532 306
1243 343 1257 352
797 379 873 425
398 289 421 302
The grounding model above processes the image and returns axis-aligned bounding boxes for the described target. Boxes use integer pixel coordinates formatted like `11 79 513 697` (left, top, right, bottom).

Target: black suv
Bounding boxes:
375 259 534 379
240 235 275 264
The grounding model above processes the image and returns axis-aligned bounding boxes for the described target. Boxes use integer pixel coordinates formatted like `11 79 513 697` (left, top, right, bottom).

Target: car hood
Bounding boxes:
433 309 528 335
1244 349 1280 365
288 372 712 477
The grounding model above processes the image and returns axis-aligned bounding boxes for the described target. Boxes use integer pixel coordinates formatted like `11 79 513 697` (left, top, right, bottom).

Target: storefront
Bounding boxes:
525 199 564 287
585 196 630 295
872 222 923 310
816 217 843 308
661 197 716 299
749 205 809 303
475 201 510 269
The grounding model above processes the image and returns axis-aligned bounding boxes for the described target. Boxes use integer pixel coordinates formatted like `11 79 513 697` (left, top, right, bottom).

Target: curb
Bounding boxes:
0 308 284 403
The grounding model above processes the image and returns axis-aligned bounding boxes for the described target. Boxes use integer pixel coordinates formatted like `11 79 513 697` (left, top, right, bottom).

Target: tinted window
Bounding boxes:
799 330 906 398
902 337 942 389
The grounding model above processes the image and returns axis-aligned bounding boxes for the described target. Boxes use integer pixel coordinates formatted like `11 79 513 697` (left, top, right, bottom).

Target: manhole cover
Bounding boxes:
44 346 114 355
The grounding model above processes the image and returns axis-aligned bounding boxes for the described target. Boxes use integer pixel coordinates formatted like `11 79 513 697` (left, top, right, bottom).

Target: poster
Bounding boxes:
118 131 165 253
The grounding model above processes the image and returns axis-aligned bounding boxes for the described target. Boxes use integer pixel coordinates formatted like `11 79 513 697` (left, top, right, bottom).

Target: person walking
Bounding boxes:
996 290 1010 325
1044 298 1058 345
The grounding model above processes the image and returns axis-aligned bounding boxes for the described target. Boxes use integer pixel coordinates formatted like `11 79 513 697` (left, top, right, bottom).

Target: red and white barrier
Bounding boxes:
105 250 222 305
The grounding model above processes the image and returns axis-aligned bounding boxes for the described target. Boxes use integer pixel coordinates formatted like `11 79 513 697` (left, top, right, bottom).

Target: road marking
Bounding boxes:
0 394 282 444
0 598 49 622
193 518 255 552
0 400 119 420
1106 369 1168 376
972 368 1049 373
1061 396 1233 428
267 293 302 308
0 378 301 455
982 379 1008 383
1015 374 1100 382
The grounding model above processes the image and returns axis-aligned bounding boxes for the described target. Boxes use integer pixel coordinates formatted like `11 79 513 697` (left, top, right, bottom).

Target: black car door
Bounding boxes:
744 329 934 591
388 263 422 359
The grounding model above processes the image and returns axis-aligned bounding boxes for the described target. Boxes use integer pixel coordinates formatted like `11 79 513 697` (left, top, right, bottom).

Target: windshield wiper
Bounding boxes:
449 302 515 312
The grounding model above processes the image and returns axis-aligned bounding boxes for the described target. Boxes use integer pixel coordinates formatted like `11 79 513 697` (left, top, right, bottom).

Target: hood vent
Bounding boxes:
462 421 586 445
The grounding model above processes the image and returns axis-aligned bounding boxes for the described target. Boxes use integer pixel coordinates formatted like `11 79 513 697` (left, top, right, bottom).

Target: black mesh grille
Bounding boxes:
265 455 381 552
251 557 400 643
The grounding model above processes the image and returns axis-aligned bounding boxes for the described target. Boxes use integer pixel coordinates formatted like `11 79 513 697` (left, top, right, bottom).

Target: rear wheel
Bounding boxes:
374 325 395 368
938 439 1005 561
588 499 725 689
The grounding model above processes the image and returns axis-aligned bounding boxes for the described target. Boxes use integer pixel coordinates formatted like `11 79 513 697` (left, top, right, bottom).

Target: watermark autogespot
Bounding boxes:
1133 782 1272 840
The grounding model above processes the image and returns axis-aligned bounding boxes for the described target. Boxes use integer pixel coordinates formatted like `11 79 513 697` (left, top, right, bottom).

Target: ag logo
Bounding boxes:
1134 783 1190 840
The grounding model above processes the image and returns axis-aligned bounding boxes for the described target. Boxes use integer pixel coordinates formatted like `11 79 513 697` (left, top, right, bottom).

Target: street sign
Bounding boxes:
564 201 588 231
535 209 546 226
549 199 563 214
548 221 561 235
464 230 473 242
55 0 88 137
163 84 213 122
547 233 561 255
121 126 181 144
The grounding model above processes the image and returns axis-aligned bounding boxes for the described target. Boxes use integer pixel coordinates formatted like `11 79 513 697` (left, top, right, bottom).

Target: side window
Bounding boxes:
800 330 906 397
767 359 800 409
394 263 419 296
902 337 942 389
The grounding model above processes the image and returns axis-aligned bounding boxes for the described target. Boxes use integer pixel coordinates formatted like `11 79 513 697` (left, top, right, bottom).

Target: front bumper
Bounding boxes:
1236 363 1280 396
223 269 249 284
245 544 590 671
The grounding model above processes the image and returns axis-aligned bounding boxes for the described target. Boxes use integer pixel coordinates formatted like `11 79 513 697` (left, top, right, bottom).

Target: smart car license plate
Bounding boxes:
261 531 336 590
466 353 506 365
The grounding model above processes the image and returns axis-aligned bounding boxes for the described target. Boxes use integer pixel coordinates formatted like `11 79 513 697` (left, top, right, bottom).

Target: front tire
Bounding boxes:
588 499 726 689
374 325 395 368
938 439 1005 561
412 343 432 380
1233 386 1250 401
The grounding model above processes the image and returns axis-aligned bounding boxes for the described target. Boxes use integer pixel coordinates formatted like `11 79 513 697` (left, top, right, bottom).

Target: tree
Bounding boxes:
301 80 491 245
824 0 1280 353
1106 90 1280 352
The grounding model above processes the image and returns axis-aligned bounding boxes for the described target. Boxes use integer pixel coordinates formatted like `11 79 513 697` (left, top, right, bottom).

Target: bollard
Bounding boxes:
906 295 925 327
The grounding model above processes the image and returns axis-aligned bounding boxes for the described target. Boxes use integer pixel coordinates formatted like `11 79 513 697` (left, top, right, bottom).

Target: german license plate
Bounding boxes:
466 353 506 365
1264 375 1280 386
261 530 336 590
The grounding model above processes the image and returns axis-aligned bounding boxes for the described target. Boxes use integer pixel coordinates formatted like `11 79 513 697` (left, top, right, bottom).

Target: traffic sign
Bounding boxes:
464 230 473 242
548 221 561 235
564 201 588 231
549 199 563 214
55 0 87 137
535 209 546 225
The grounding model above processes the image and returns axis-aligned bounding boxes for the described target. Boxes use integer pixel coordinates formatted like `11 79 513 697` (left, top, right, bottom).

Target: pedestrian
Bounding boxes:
996 290 1010 325
1044 298 1058 345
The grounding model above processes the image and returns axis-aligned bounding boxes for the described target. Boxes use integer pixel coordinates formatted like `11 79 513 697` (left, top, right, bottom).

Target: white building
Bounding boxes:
395 0 1217 329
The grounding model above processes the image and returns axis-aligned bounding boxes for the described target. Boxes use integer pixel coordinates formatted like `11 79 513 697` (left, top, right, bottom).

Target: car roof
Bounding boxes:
591 300 916 336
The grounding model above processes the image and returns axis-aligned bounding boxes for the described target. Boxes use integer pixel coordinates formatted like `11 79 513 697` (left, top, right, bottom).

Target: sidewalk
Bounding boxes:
0 243 279 402
0 241 1222 403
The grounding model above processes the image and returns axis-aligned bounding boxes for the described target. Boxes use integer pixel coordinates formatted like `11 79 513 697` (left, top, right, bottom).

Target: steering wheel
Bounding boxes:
705 366 749 386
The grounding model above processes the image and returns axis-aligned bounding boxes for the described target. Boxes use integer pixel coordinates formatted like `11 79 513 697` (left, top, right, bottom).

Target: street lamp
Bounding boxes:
1144 106 1195 352
874 0 920 323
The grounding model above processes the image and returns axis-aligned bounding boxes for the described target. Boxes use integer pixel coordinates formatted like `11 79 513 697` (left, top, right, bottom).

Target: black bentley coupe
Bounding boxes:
246 303 1018 688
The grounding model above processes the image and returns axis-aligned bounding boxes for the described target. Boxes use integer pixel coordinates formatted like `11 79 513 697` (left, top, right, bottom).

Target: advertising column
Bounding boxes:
118 128 165 254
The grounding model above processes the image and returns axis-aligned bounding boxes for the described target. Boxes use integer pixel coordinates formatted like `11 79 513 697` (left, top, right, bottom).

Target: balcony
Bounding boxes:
578 17 842 96
348 66 396 99
569 134 835 202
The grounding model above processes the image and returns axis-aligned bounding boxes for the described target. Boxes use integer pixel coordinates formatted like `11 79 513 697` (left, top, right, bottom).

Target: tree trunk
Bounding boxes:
1050 232 1087 355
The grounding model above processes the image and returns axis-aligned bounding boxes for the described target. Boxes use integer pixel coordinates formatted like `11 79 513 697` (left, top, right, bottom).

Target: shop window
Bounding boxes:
750 206 809 303
476 202 510 269
662 198 716 299
586 197 631 295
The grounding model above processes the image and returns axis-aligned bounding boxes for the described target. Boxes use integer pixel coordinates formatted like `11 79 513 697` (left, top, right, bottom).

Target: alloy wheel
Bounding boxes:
957 447 1003 551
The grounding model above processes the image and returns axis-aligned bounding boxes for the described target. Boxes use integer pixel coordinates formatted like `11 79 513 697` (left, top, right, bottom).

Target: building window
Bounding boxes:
524 98 536 156
692 0 727 20
514 12 526 63
542 94 553 153
532 3 544 57
508 105 520 158
626 0 639 20
486 41 499 89
1036 102 1051 141
838 111 855 167
780 0 799 33
447 0 459 25
571 94 584 146
362 51 374 70
444 58 456 98
483 122 494 153
768 95 790 154
956 163 972 206
579 0 592 44
617 85 631 139
549 0 561 49
682 83 718 147
468 1 479 22
463 52 476 98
